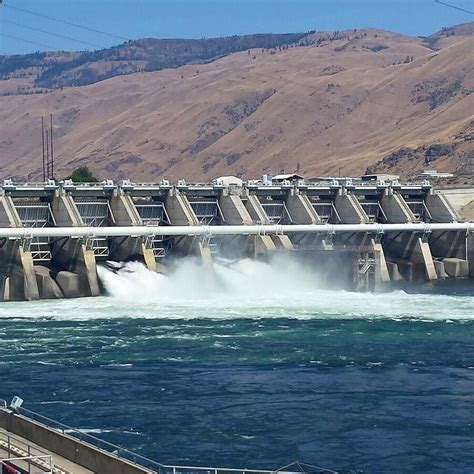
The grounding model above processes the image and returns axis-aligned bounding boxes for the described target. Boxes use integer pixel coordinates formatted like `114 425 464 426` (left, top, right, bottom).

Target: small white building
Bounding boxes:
418 169 454 179
272 173 304 183
213 176 243 187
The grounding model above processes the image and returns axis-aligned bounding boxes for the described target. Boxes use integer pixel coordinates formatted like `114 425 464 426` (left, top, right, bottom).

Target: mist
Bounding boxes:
97 255 322 306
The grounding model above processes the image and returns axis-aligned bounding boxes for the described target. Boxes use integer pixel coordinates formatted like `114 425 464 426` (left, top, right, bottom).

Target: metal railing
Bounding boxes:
405 199 432 222
260 201 292 225
16 407 164 472
135 202 170 226
188 199 224 226
310 202 341 224
134 201 172 258
15 202 55 263
0 455 53 474
75 199 115 257
0 428 56 473
156 463 335 474
359 201 388 223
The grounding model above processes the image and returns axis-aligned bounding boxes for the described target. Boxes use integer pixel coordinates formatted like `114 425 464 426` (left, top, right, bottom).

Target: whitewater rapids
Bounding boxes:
0 257 472 321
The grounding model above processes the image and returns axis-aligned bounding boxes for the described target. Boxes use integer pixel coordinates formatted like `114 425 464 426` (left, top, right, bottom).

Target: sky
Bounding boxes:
0 0 473 55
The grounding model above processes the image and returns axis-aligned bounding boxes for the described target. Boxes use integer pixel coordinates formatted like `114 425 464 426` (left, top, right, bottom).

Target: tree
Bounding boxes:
64 166 99 183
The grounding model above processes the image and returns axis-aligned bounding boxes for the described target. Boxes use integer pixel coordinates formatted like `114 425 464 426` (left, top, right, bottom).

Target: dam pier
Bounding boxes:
0 176 473 301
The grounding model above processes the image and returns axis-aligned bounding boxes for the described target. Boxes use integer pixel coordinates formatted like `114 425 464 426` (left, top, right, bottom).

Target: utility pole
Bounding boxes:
41 117 46 182
45 127 50 180
50 113 54 179
41 114 55 180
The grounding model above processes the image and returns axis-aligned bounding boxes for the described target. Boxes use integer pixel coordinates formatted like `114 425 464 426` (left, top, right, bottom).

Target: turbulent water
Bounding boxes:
0 257 473 473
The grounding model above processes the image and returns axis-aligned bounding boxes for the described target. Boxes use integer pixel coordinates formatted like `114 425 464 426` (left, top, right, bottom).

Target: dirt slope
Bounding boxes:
0 25 472 182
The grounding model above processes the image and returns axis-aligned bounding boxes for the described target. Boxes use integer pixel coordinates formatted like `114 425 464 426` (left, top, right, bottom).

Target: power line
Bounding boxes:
0 32 58 51
434 0 474 15
1 2 130 42
1 18 104 49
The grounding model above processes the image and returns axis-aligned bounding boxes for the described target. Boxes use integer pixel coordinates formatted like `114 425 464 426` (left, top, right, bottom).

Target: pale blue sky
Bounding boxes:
0 0 473 54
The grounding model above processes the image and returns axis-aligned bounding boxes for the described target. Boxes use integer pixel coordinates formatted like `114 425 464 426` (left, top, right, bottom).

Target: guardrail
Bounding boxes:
0 428 55 473
0 455 53 474
14 407 164 472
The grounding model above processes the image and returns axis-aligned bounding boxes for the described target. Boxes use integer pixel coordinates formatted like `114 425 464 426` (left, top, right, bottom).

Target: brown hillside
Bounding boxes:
0 26 472 182
425 21 474 49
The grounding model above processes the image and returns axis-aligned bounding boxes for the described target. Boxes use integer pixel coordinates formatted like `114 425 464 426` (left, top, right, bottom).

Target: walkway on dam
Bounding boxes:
1 427 93 473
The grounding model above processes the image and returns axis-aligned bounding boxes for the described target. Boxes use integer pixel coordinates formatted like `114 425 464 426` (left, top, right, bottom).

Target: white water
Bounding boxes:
0 257 473 321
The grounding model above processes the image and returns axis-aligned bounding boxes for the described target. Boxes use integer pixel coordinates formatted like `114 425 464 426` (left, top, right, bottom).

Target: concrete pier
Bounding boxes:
50 191 100 297
109 191 157 271
0 177 472 300
335 192 369 224
286 192 321 225
165 188 212 259
381 190 416 223
370 238 391 285
425 192 460 223
0 195 39 300
244 193 278 254
412 237 437 281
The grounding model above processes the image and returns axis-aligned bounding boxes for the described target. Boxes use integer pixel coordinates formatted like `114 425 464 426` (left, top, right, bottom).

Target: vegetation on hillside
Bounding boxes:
64 166 99 183
0 33 307 88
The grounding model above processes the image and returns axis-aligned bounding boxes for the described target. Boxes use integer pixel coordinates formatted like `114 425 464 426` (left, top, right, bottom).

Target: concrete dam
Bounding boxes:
0 177 473 301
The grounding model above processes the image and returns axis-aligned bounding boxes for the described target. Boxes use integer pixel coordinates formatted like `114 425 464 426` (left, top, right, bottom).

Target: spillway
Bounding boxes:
0 176 473 301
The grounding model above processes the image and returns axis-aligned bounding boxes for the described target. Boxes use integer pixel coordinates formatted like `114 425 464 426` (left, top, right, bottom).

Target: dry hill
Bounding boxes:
0 25 472 182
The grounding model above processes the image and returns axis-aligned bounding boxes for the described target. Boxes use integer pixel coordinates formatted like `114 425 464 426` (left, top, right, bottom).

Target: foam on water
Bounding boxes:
0 257 472 321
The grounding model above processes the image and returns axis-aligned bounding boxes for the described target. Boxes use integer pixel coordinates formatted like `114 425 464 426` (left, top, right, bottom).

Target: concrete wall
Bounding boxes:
110 192 142 226
335 193 369 224
425 192 460 223
429 230 466 259
244 194 270 225
383 232 437 282
51 241 100 297
286 193 321 224
165 190 199 226
438 188 474 219
219 193 253 225
468 233 474 278
18 246 40 300
380 191 416 223
412 237 437 281
51 191 83 226
0 409 152 474
271 234 294 250
0 195 22 227
370 239 390 284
